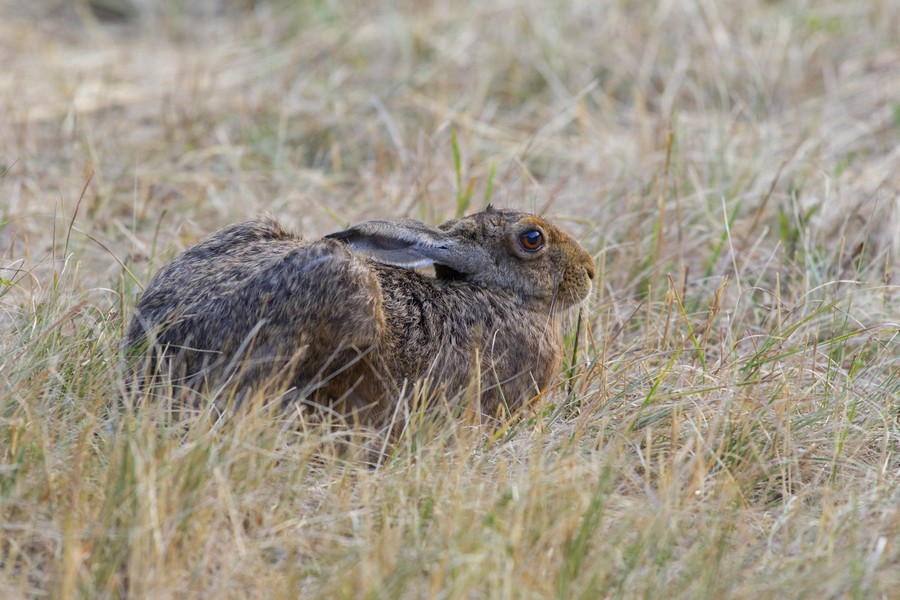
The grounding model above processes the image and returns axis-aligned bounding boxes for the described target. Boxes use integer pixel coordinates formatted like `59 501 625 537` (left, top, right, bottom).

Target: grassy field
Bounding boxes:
1 0 899 597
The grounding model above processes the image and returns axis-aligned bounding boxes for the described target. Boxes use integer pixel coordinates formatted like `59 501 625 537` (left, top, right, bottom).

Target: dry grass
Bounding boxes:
1 0 899 598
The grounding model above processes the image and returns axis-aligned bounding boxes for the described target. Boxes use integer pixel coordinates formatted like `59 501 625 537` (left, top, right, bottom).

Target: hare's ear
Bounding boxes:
325 219 492 274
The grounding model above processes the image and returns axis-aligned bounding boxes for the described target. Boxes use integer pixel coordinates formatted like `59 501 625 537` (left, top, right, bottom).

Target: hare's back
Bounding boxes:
131 219 306 322
127 219 385 362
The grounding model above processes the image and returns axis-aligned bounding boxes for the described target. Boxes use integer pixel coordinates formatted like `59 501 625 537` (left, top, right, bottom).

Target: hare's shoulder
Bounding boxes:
215 237 387 349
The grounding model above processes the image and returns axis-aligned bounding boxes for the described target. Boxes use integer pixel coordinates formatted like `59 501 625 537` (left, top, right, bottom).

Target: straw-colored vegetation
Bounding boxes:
1 0 898 597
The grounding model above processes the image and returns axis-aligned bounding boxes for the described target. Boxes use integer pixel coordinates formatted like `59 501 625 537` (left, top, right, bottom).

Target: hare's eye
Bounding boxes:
519 229 545 251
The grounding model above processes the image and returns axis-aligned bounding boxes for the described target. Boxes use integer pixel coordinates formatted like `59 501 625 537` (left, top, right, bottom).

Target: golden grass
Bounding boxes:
1 1 898 597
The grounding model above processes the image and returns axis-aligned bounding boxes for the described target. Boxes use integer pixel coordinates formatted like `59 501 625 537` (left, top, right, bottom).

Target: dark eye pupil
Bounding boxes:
520 230 544 250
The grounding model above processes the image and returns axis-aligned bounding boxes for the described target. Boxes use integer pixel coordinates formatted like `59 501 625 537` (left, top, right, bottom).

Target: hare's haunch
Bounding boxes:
126 206 595 422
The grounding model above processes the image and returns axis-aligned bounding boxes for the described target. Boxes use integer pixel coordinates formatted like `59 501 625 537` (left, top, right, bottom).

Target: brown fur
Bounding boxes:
125 207 594 424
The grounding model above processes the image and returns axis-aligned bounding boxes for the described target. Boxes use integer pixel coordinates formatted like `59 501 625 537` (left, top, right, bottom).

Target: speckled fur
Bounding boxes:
125 207 594 424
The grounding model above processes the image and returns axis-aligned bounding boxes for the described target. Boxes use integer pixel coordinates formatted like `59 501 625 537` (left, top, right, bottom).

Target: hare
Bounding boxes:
125 206 594 424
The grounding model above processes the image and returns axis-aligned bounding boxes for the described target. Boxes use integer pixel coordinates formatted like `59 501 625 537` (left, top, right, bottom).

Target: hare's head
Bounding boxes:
326 206 594 312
